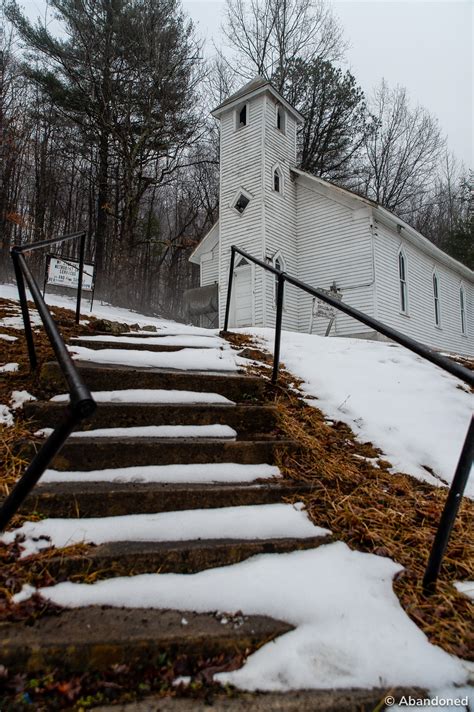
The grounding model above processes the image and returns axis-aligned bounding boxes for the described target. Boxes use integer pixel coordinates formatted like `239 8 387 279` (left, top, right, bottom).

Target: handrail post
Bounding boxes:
423 416 474 594
11 249 37 370
223 246 236 332
272 274 285 384
75 230 86 325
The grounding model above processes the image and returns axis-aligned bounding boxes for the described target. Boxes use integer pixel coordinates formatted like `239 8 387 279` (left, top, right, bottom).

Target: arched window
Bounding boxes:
398 250 408 313
236 103 248 129
433 272 440 326
273 167 282 193
276 105 286 134
460 285 466 334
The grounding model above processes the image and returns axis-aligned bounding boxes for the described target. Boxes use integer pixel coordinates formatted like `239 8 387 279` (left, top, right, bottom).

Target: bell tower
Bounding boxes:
212 77 303 328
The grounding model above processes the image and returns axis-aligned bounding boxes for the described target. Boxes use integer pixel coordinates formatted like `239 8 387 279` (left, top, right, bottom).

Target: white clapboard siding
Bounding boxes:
262 94 299 330
218 96 265 327
200 245 219 287
373 221 474 356
295 181 375 336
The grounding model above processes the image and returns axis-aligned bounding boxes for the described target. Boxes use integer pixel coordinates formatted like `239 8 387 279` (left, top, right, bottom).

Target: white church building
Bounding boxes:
189 77 473 356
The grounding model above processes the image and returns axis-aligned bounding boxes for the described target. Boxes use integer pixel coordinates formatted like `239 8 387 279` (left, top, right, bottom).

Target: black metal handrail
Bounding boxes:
223 245 473 592
0 231 96 532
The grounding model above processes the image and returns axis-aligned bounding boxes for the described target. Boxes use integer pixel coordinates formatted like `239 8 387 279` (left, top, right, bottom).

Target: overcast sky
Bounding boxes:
18 0 473 167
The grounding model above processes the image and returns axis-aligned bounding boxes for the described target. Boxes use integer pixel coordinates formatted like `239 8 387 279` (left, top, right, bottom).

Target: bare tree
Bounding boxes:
357 80 446 218
222 0 346 87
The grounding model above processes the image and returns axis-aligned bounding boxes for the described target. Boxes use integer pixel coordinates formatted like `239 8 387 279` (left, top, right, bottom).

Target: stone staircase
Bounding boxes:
1 330 418 709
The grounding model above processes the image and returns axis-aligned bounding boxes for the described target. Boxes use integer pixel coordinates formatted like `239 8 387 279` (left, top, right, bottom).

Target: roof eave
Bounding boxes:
189 221 219 264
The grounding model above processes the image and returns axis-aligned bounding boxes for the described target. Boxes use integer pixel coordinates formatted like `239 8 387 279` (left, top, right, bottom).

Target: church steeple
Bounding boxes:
214 77 302 328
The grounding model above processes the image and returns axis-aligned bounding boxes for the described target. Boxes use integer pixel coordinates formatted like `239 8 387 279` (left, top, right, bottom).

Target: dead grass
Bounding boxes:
236 344 474 661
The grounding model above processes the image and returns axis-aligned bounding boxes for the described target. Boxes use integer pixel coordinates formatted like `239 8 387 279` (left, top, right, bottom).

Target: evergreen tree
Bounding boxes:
5 0 202 293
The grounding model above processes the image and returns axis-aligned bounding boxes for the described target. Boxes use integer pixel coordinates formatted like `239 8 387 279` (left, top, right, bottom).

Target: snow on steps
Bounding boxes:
40 360 265 401
24 401 278 436
20 480 313 518
69 334 223 351
19 436 296 470
4 503 324 557
3 332 315 679
68 345 239 372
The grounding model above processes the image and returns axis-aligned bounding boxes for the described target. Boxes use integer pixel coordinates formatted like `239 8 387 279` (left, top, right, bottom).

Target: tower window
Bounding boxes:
234 193 250 214
273 166 283 193
236 103 248 129
274 170 280 193
276 105 286 134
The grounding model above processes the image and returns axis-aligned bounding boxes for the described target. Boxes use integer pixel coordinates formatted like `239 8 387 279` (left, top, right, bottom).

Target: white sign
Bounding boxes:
314 299 337 319
313 287 342 319
47 257 94 291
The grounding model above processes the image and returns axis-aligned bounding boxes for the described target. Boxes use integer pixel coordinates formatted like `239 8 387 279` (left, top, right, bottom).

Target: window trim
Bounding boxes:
235 102 249 130
398 248 408 315
230 187 252 216
271 162 284 195
276 104 286 134
460 283 467 335
432 270 441 328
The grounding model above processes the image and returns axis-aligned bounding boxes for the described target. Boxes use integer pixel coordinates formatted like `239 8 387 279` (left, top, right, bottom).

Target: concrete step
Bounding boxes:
23 402 278 436
40 361 265 402
69 338 216 352
30 536 332 579
21 480 310 517
91 688 426 712
20 437 297 470
0 607 292 674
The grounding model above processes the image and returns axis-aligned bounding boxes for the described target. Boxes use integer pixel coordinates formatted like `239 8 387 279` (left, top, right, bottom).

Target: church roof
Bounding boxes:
211 76 304 123
292 168 473 280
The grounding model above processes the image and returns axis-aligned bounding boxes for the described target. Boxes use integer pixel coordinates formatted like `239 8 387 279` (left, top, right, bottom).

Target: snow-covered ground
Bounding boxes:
1 283 473 701
246 328 473 498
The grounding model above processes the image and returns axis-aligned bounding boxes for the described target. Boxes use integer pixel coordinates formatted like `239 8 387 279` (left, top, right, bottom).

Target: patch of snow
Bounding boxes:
36 424 238 439
454 581 474 600
0 333 17 342
51 389 234 405
41 462 280 484
0 313 42 330
19 544 467 692
0 362 19 373
1 502 324 557
12 584 36 604
172 676 191 687
0 404 13 426
247 329 474 498
69 345 239 372
10 390 36 410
